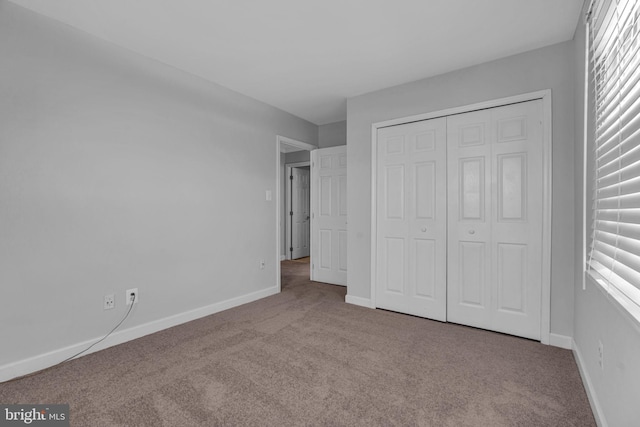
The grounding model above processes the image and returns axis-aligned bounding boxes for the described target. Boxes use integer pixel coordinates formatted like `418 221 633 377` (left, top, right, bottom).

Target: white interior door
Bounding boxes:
290 167 310 259
375 118 447 321
311 146 347 286
447 100 543 340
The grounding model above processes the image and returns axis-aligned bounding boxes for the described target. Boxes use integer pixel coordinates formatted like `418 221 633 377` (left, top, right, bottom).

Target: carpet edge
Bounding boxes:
0 286 279 383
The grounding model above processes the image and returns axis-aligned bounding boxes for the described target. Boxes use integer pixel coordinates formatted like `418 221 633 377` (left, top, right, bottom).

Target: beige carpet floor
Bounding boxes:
0 260 595 426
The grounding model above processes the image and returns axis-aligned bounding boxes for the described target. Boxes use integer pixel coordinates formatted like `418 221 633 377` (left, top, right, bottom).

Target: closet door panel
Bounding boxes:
376 118 447 321
447 109 493 329
490 100 543 339
447 100 543 340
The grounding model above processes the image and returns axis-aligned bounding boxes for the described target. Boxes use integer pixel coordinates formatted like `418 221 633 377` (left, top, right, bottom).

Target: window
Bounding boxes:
586 0 640 319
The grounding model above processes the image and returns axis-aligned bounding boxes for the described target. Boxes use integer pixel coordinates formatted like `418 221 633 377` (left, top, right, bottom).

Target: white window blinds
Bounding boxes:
587 0 640 311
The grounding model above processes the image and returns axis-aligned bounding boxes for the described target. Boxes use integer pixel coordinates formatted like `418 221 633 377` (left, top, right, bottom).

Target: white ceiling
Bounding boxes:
9 0 584 125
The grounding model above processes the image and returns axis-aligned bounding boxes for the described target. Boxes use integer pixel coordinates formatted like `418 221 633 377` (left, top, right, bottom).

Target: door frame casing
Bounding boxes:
369 90 553 344
285 161 311 260
276 136 316 291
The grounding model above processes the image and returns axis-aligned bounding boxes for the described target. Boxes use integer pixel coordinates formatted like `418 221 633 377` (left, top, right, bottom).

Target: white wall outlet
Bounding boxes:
260 259 265 269
126 288 139 305
104 294 115 310
598 340 604 370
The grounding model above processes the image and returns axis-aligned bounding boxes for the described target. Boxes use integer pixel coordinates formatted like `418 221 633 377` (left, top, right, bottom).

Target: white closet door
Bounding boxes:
447 100 544 340
311 146 347 286
376 118 447 321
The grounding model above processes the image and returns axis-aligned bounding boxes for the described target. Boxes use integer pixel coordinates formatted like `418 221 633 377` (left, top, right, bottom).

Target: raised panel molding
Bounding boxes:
497 116 527 143
415 162 436 219
386 136 405 154
320 230 332 269
320 176 332 216
497 243 527 313
338 175 348 216
459 123 485 146
385 165 405 220
459 241 485 307
338 153 347 168
498 153 527 221
385 237 405 294
460 158 485 220
320 155 332 169
414 239 436 298
415 131 436 151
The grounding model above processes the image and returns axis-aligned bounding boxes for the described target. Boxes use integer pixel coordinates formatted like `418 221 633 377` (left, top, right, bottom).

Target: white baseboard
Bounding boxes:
280 255 286 261
573 340 607 427
345 295 374 309
549 333 573 349
0 286 279 383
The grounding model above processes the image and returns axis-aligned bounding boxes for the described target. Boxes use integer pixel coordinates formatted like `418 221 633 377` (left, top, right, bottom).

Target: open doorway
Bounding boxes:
286 163 310 261
276 136 316 291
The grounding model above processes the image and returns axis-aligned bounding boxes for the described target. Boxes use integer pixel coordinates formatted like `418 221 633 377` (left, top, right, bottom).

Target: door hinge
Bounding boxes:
290 175 293 180
290 211 293 216
290 247 293 252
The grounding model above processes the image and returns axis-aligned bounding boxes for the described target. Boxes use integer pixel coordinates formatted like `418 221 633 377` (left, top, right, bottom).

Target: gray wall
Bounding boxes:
319 121 347 148
346 41 576 338
0 2 317 370
572 11 640 426
285 150 311 164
